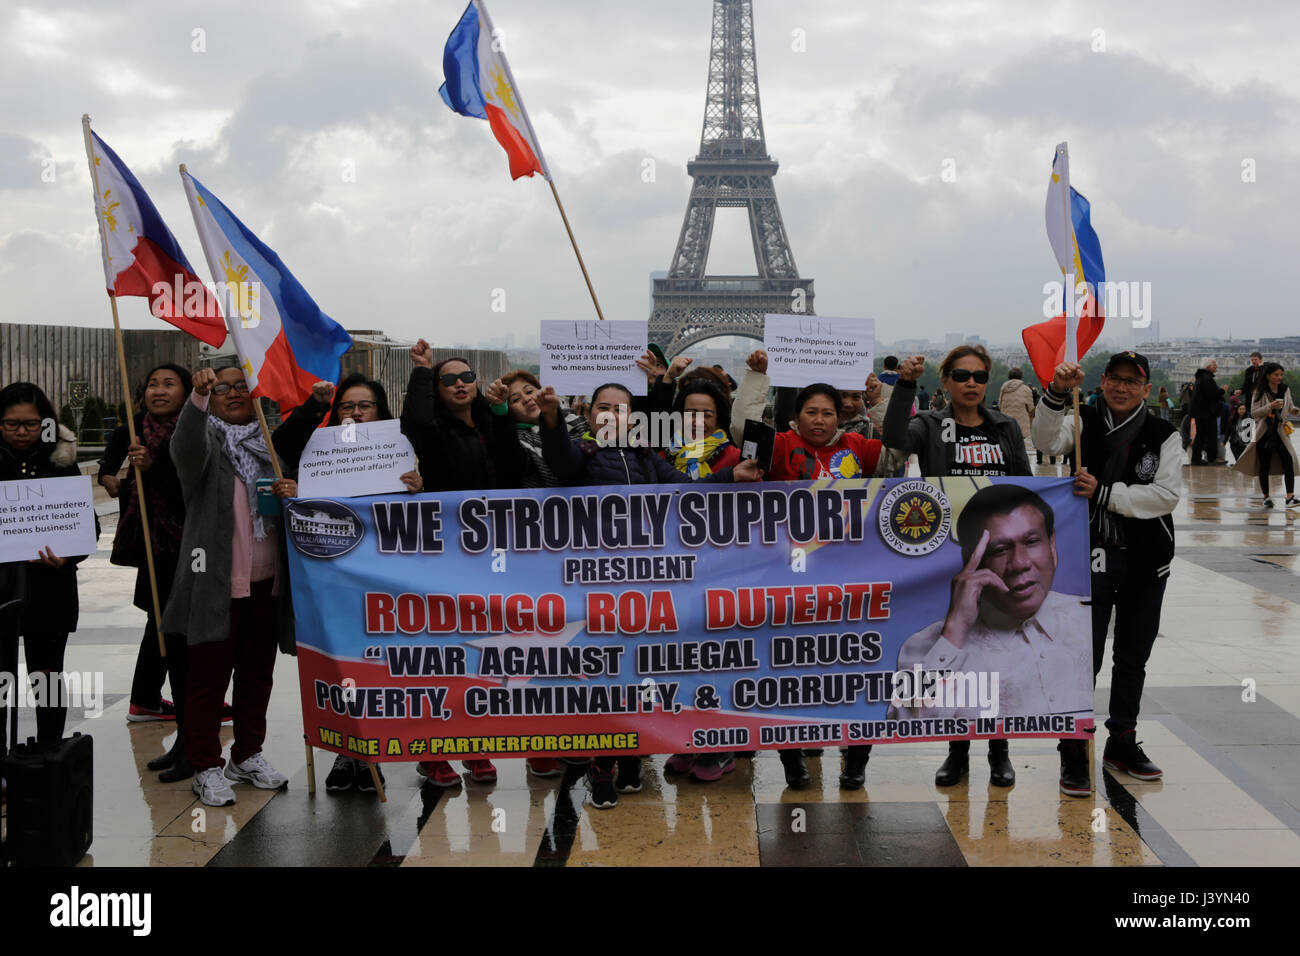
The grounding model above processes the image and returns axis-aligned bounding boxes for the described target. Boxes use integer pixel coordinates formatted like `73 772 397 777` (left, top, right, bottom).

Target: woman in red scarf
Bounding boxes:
765 383 883 790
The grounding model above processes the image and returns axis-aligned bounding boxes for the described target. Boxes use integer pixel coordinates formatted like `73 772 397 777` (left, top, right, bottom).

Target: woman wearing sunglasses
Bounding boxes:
882 345 1032 790
399 340 526 788
400 340 525 497
272 374 423 496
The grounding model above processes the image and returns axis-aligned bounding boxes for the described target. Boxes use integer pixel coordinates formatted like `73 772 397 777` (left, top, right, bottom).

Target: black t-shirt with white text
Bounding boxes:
948 424 1009 476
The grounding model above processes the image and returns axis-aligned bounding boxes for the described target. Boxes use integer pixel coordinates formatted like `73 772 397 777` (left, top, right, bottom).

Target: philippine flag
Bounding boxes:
85 128 227 348
439 1 549 181
1022 142 1107 387
180 168 352 411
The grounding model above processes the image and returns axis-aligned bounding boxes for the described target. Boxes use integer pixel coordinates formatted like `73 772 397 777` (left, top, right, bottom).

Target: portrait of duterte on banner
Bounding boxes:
888 483 1092 722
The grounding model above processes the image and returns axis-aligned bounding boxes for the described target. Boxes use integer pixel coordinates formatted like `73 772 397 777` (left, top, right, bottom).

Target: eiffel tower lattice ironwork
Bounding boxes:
648 0 813 356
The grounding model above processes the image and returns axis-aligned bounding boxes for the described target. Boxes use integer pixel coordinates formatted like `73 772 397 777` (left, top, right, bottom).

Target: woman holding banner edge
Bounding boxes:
883 345 1030 790
762 376 886 791
271 373 422 795
399 339 528 788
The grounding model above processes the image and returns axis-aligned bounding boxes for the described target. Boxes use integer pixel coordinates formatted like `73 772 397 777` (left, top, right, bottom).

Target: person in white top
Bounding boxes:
890 484 1092 723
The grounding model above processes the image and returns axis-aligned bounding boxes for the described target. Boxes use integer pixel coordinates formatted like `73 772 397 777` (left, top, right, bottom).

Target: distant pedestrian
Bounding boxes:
1241 351 1264 409
1190 359 1223 464
1233 362 1299 508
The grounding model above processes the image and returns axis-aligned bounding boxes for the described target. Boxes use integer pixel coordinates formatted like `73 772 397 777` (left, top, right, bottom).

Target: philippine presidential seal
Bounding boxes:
878 480 952 556
286 499 365 558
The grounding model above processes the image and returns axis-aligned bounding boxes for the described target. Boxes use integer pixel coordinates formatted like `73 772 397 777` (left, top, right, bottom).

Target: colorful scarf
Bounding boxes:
206 415 276 540
667 428 730 478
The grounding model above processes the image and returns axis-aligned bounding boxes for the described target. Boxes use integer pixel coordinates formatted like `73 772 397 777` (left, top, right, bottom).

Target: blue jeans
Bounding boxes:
1091 549 1167 734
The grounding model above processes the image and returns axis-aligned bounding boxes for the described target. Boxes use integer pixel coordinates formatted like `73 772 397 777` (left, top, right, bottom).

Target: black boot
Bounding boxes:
147 737 183 771
1102 730 1162 781
159 754 194 783
987 739 1014 787
779 749 811 789
839 745 871 790
935 740 970 787
1058 740 1090 797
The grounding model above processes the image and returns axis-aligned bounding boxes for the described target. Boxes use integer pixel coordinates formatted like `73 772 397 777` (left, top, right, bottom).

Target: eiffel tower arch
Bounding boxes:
648 0 814 357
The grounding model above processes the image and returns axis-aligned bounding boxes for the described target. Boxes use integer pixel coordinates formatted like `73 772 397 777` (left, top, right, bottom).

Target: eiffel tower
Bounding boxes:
648 0 814 356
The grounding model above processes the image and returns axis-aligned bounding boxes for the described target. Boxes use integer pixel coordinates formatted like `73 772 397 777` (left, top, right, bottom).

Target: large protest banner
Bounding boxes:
285 476 1093 763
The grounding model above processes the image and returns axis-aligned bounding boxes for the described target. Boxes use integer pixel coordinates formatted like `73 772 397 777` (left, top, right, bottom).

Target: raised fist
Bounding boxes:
411 338 434 368
193 368 217 397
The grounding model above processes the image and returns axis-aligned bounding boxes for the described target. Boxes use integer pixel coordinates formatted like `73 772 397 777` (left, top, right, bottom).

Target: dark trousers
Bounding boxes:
184 580 278 771
1192 414 1217 463
594 756 642 775
163 627 189 744
1092 549 1166 734
1 626 70 758
1257 440 1295 496
130 614 169 710
948 738 1009 756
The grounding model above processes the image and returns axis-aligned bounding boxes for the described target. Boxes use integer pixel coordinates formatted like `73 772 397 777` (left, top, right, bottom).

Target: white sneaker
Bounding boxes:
193 767 236 806
225 752 289 789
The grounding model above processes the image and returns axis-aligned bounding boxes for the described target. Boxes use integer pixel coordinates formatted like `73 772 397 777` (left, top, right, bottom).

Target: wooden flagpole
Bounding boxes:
474 1 605 321
547 181 606 321
82 114 167 658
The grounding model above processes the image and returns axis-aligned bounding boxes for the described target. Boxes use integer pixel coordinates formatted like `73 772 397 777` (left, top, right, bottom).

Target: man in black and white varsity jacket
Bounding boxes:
1032 351 1182 797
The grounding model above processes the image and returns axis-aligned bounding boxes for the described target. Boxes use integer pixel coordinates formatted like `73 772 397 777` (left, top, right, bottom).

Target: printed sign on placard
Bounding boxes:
0 475 97 563
297 419 417 499
764 315 875 390
540 320 648 398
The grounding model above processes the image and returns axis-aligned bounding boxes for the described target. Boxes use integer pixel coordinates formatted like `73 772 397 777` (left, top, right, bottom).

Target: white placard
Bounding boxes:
0 475 98 563
764 315 876 390
297 419 417 499
539 320 648 398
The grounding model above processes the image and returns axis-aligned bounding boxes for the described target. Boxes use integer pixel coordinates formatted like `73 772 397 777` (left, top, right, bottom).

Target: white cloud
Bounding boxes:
1 0 1297 350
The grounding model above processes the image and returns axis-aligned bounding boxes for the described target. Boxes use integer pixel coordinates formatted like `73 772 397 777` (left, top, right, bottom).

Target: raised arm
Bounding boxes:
272 381 333 473
882 357 928 454
537 386 586 486
170 370 217 495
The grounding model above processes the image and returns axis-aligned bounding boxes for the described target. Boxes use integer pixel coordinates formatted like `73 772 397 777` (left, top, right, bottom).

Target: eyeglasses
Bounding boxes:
337 401 378 413
212 382 250 396
947 369 989 384
440 370 477 387
1 418 42 432
1106 376 1146 389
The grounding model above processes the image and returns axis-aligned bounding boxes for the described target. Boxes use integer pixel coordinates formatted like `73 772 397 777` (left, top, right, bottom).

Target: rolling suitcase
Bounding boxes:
1 571 94 867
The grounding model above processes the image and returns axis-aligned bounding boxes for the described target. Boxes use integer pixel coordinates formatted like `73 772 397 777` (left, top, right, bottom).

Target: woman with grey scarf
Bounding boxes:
162 366 300 808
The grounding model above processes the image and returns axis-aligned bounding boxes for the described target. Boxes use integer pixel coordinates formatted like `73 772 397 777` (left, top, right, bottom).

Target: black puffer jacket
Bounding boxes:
271 395 332 475
0 426 91 635
540 417 735 486
400 367 526 492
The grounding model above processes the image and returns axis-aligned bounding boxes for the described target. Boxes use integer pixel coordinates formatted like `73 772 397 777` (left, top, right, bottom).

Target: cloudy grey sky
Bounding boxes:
2 0 1296 349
